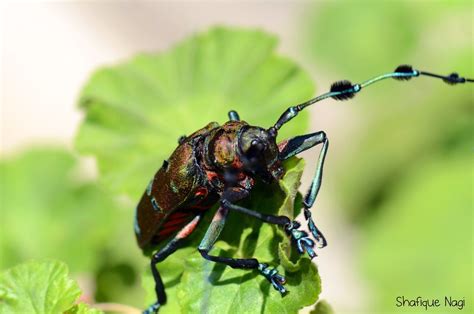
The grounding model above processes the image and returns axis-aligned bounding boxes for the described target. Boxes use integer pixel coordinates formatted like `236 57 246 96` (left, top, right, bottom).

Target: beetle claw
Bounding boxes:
258 263 287 295
304 209 327 248
285 221 318 259
307 217 327 248
143 302 161 314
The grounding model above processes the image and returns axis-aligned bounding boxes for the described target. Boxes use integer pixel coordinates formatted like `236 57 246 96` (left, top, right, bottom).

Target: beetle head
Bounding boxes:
238 126 283 183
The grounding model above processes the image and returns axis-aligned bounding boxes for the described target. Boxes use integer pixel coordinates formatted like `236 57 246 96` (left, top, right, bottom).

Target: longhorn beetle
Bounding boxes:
135 65 473 313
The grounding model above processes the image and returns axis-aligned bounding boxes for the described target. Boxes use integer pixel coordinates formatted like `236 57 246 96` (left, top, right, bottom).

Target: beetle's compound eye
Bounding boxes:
250 140 265 154
239 126 278 168
240 128 267 160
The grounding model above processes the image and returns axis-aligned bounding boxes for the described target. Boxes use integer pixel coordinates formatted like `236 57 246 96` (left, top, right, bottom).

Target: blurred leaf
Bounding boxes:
0 148 125 273
361 154 472 313
75 26 314 199
310 300 334 314
142 158 321 313
0 260 102 314
301 3 473 312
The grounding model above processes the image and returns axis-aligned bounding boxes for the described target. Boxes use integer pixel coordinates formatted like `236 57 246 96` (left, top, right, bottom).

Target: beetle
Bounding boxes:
135 65 473 313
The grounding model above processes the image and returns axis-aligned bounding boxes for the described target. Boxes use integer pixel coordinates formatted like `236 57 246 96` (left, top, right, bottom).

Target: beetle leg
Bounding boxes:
198 205 287 295
221 187 318 258
221 196 317 259
221 198 291 226
228 110 240 121
145 215 202 314
278 131 328 249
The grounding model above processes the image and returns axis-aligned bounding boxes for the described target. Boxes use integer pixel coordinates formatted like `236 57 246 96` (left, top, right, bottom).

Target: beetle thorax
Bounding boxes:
203 122 284 184
205 122 244 170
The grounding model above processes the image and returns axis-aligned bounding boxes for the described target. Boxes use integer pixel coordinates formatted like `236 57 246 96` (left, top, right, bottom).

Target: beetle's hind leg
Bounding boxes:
145 215 202 314
278 131 328 250
198 206 287 294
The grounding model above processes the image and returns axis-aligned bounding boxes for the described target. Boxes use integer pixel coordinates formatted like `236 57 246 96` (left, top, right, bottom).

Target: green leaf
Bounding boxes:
310 300 334 314
0 148 127 273
75 26 314 199
65 303 103 314
0 148 149 306
0 260 91 314
143 158 321 313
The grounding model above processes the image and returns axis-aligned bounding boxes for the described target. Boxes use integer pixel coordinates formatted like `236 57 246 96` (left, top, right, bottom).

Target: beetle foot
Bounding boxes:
258 263 287 295
303 208 327 249
284 221 317 259
143 302 161 314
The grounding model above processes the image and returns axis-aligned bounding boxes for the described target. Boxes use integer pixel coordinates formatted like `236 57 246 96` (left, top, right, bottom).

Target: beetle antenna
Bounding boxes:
268 65 473 135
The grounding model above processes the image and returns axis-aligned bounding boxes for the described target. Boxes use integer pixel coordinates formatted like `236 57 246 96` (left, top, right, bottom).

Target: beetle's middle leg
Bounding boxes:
198 205 287 294
145 215 202 314
278 131 328 249
221 188 318 259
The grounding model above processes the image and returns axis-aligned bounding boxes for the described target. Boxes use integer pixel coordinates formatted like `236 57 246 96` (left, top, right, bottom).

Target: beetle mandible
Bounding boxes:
135 65 473 313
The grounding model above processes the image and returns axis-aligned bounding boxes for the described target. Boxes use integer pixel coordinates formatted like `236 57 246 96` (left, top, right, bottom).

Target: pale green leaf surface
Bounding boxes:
76 27 314 199
0 260 81 314
142 158 321 313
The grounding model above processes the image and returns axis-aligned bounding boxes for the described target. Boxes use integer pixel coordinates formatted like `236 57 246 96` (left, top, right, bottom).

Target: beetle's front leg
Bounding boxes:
221 188 319 259
278 131 328 249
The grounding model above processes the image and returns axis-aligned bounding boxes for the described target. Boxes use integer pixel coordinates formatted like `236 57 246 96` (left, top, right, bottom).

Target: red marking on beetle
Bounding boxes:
157 227 176 236
162 217 189 229
156 202 211 242
238 175 255 190
206 171 218 181
231 158 244 169
278 140 289 152
176 216 201 239
194 187 208 198
168 212 188 219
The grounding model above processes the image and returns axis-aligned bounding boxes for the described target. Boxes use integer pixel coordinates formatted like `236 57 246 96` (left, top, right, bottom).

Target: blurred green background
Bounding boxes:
303 1 473 313
1 1 472 313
